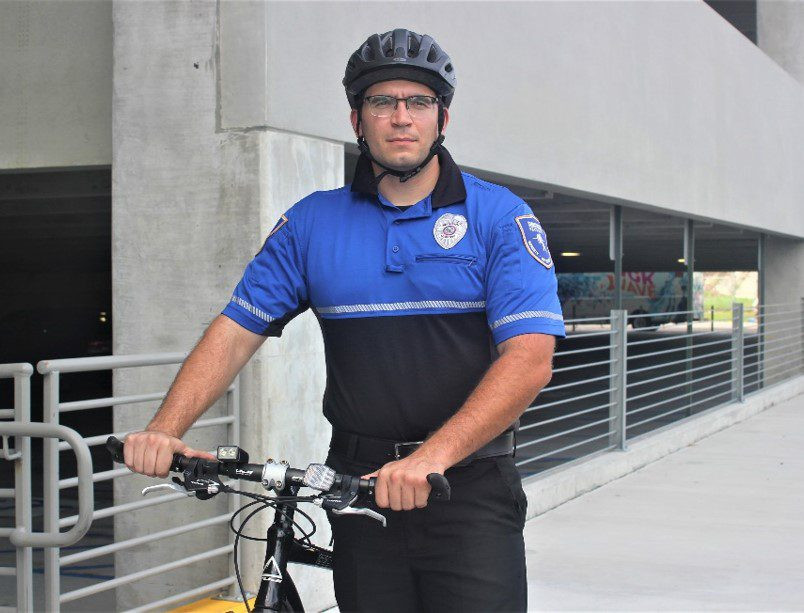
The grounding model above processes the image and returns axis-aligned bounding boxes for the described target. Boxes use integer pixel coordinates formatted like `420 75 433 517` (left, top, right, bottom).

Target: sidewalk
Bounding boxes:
525 393 804 610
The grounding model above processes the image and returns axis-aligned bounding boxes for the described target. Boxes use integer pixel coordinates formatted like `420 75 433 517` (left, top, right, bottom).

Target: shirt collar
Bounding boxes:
350 146 467 210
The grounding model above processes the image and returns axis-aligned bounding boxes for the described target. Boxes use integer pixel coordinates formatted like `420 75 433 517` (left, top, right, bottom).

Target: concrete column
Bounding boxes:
761 235 804 387
757 0 804 86
112 1 339 609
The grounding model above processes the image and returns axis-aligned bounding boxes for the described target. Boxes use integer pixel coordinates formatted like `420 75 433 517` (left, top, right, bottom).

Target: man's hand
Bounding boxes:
123 430 215 478
363 455 447 511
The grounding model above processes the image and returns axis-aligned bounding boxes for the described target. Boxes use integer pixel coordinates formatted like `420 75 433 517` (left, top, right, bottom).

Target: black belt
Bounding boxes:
330 428 516 468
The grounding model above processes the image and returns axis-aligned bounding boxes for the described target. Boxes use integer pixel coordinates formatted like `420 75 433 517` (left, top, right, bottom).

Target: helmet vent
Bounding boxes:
444 63 453 73
427 45 439 63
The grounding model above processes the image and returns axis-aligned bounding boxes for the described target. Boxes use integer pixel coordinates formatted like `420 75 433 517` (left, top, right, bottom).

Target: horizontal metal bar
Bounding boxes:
754 326 804 339
0 363 33 377
37 352 187 374
127 576 237 613
60 544 233 603
0 408 15 418
756 300 801 309
627 329 729 348
518 415 615 448
627 308 697 320
57 383 237 414
0 566 16 576
564 329 614 339
628 389 733 430
628 337 732 361
59 466 129 489
765 364 804 378
627 347 734 375
0 487 14 497
628 368 730 402
758 339 804 356
59 391 166 413
0 527 12 537
515 430 613 467
60 491 188 528
757 304 802 314
57 416 233 451
627 356 733 389
755 318 802 329
519 401 615 431
762 360 803 375
552 358 614 374
565 315 613 323
541 372 615 394
61 514 230 566
628 378 732 416
760 351 803 368
554 344 612 358
526 386 614 412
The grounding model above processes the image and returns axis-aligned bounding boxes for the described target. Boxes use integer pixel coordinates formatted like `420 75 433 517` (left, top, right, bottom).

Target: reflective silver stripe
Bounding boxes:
318 300 485 315
491 310 563 330
230 296 274 323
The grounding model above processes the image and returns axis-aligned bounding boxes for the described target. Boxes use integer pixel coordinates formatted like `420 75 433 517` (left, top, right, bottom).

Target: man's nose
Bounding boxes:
390 100 413 125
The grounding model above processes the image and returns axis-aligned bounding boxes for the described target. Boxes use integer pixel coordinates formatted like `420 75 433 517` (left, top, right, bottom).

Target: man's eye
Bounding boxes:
372 97 394 108
411 97 431 109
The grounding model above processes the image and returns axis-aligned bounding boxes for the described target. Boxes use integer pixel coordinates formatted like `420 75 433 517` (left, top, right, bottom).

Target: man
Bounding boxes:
124 28 565 611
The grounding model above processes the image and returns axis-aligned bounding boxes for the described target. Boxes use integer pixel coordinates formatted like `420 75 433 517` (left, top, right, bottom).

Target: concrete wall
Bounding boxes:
219 0 804 239
757 0 804 86
113 1 336 609
762 235 804 386
0 0 111 169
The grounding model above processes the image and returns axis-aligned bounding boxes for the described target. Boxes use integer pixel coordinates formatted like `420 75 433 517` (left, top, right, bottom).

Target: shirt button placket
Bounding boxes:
386 219 405 273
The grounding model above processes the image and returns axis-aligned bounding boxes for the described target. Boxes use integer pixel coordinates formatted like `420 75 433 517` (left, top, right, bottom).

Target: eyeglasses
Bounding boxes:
363 95 439 119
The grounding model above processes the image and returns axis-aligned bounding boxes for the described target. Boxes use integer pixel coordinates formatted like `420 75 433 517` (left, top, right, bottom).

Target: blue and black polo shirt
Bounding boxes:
222 147 565 440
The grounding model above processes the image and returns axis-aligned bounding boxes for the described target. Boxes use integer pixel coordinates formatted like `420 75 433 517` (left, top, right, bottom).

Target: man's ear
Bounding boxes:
440 105 450 135
350 109 361 138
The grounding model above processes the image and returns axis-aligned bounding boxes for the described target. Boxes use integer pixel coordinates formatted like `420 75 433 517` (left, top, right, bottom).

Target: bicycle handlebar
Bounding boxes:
105 436 451 502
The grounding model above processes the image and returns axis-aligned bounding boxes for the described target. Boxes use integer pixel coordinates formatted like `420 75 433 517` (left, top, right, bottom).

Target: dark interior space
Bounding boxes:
0 168 113 511
704 0 758 44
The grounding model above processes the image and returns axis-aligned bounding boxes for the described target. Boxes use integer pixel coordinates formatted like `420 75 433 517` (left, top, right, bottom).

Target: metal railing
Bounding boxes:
516 300 803 476
35 353 241 611
1 362 34 612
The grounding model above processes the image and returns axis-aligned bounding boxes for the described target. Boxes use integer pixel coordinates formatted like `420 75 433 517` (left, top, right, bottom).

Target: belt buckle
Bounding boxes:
393 441 423 461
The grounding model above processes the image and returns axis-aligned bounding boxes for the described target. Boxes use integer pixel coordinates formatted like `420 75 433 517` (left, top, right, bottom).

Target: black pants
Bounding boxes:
325 451 528 613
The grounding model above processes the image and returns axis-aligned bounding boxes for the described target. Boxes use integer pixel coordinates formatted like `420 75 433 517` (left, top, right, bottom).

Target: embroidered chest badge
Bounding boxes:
515 214 553 269
433 213 467 250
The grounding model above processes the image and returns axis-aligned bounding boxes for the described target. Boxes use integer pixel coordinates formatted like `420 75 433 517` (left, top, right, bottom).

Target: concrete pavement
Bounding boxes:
525 393 804 610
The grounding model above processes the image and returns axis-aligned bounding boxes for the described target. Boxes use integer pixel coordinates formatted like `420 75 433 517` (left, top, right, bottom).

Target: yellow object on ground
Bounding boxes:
170 595 257 612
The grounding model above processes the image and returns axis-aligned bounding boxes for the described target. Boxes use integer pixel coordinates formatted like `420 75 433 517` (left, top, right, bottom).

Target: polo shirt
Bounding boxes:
222 147 565 440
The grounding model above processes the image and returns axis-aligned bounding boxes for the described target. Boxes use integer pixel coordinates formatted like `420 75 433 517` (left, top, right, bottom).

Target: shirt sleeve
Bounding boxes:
221 214 309 336
485 201 566 344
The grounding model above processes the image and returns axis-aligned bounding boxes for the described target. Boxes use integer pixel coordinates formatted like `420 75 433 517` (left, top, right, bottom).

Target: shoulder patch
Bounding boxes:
515 214 553 269
267 214 289 239
255 214 289 256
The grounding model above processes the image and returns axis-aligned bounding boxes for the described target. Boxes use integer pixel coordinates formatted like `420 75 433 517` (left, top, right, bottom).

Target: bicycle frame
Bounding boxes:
253 483 333 612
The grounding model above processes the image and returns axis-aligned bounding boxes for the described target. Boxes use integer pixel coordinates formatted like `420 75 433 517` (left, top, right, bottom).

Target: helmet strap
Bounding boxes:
356 101 446 184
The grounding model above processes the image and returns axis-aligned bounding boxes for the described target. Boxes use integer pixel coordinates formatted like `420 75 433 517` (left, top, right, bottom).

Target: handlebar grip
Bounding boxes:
106 436 187 474
106 436 125 463
427 473 451 501
357 474 449 502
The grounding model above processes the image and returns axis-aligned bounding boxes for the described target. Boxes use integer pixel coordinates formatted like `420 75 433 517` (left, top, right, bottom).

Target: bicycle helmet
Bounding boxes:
343 29 456 109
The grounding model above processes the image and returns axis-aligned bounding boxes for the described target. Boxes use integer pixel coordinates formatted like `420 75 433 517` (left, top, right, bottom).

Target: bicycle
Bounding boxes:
106 436 450 612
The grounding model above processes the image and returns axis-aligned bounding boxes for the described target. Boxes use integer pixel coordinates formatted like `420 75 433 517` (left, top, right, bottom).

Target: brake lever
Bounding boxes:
316 495 387 527
332 504 387 527
142 482 193 497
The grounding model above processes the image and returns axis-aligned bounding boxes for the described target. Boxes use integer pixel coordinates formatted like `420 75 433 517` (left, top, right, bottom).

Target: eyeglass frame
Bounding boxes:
361 94 441 119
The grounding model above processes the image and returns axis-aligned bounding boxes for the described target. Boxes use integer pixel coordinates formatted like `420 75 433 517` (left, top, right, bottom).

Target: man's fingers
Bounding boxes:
414 482 430 508
154 445 173 478
181 447 216 461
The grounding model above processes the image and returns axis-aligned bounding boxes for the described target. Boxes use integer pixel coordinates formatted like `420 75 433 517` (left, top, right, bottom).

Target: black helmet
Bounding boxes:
343 29 456 109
